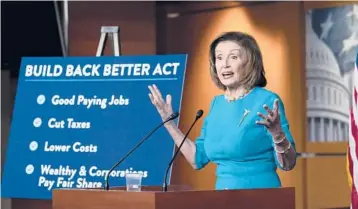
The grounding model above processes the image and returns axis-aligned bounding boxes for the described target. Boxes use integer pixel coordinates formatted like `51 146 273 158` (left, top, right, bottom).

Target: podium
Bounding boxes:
52 186 295 209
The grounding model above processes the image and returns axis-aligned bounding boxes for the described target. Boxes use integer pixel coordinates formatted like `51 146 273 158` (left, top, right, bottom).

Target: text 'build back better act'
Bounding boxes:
25 63 181 77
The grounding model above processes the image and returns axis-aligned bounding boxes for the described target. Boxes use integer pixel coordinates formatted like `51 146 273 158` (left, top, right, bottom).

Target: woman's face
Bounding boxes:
214 41 245 89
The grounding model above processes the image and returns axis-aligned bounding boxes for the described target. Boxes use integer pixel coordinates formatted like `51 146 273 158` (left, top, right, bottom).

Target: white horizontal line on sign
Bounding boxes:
24 78 178 82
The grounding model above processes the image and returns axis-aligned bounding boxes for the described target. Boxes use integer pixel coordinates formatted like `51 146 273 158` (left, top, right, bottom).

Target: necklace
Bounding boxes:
224 88 253 102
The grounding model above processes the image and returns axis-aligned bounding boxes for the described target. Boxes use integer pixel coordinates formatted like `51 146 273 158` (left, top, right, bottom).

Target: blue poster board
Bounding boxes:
1 54 187 199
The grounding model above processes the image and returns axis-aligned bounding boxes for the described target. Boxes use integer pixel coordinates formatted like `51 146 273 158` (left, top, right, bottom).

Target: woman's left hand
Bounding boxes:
256 99 282 134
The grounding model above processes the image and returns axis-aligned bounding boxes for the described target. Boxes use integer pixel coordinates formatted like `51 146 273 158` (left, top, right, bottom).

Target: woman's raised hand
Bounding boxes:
256 99 282 134
148 84 174 122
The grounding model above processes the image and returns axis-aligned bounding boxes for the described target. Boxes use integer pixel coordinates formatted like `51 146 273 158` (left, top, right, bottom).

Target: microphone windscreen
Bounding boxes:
196 110 204 119
169 112 179 120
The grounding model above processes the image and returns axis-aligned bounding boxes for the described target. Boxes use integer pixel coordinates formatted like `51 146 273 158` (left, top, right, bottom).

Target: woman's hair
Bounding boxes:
209 31 267 90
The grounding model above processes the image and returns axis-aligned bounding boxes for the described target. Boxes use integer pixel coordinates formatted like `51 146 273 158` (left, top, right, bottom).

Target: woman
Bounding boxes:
148 31 297 190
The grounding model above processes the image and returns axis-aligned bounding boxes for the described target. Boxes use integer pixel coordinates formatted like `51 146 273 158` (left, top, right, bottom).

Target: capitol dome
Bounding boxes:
305 12 350 143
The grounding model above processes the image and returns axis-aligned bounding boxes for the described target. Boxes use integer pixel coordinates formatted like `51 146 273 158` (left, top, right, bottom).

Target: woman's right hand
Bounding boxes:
148 84 174 122
148 84 197 168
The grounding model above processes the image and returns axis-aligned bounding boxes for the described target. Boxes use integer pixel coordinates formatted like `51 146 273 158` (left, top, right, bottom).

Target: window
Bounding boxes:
307 118 311 141
324 118 330 141
333 120 338 141
315 117 321 141
328 87 331 104
338 93 341 106
342 123 348 141
334 90 337 105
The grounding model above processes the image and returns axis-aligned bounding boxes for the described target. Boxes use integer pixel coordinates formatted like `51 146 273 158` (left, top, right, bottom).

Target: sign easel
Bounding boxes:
96 26 121 56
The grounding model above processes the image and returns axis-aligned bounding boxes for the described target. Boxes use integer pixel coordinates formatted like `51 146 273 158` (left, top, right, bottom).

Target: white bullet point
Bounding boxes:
33 118 42 128
25 164 34 174
37 95 46 105
29 141 38 151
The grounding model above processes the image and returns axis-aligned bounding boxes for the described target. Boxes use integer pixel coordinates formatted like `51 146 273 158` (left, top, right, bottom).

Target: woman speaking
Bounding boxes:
148 31 297 190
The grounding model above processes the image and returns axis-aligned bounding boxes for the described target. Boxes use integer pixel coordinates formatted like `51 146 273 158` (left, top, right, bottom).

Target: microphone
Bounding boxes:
162 109 204 192
104 112 179 191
